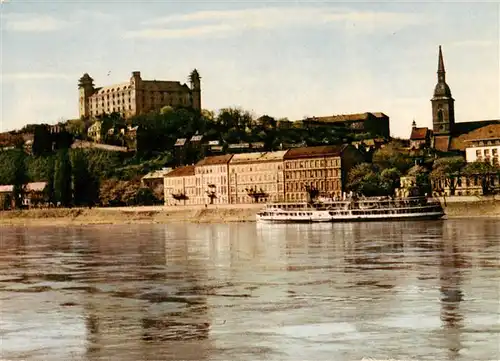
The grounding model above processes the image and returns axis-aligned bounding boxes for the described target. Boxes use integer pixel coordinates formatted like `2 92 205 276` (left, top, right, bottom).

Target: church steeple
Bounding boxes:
431 45 455 135
437 45 446 83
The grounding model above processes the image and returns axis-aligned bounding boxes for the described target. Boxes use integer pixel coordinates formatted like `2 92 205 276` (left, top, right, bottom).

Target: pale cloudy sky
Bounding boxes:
0 1 498 137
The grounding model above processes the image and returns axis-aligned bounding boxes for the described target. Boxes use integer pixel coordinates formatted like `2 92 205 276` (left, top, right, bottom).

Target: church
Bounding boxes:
410 46 500 152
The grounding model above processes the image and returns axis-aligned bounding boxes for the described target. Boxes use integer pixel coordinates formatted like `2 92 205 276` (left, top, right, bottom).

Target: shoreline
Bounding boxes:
0 200 498 227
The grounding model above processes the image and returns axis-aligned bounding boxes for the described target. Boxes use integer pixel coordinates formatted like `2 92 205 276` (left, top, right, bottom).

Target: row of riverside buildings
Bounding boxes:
162 145 364 206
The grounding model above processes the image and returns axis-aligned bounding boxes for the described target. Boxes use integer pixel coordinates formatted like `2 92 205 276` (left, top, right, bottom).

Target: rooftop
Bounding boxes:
230 152 266 164
303 112 388 124
449 123 500 151
0 182 47 193
410 127 431 140
195 154 233 167
91 82 131 96
0 185 14 193
284 145 347 160
258 150 289 161
165 165 195 178
26 182 47 192
142 168 173 179
464 124 500 142
454 120 500 135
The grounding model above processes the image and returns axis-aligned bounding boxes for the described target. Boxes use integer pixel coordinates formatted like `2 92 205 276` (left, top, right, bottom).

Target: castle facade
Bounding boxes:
78 69 201 119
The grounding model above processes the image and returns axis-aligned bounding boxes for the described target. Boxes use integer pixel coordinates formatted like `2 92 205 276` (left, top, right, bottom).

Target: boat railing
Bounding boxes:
263 196 443 211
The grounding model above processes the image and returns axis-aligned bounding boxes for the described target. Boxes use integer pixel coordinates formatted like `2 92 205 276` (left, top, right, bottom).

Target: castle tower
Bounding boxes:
130 71 142 115
78 73 95 118
189 69 201 111
431 46 455 135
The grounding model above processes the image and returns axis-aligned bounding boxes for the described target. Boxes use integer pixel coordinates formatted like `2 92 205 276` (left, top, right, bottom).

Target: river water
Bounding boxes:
0 220 499 361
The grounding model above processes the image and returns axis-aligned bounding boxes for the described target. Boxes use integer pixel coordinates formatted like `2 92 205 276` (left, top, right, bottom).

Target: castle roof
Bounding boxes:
91 83 131 96
303 112 388 124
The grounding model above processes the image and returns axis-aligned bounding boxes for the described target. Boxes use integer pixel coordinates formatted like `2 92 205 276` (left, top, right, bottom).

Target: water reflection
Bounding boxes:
0 219 499 361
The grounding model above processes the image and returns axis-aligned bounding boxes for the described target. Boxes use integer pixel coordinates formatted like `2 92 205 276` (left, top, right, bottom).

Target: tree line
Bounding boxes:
345 144 500 197
0 144 163 210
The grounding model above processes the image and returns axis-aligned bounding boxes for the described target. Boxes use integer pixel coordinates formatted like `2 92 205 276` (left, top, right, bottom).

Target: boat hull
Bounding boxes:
256 211 445 223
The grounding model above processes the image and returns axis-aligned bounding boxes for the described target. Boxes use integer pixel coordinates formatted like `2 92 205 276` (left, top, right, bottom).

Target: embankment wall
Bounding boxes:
0 200 498 227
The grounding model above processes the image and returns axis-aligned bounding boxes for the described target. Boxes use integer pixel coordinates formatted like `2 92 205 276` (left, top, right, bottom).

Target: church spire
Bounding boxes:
437 45 446 82
431 45 455 136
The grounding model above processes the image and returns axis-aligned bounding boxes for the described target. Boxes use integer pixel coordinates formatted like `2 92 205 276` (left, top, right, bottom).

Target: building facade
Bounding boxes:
431 175 499 197
78 69 201 119
410 120 432 150
161 145 362 206
427 46 500 152
194 154 233 205
163 165 197 206
463 125 500 167
228 151 287 204
302 112 390 139
283 145 363 202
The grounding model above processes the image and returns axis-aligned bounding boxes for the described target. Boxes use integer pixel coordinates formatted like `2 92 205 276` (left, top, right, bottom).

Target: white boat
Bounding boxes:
256 196 445 223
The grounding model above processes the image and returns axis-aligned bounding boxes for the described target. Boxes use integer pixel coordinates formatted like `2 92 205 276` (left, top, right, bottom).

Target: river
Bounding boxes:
0 219 499 361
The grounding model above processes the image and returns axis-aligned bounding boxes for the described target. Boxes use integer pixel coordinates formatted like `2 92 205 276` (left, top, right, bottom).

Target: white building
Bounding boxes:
464 124 500 167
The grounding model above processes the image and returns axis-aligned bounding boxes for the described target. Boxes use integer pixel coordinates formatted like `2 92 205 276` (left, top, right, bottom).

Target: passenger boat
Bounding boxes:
256 196 445 223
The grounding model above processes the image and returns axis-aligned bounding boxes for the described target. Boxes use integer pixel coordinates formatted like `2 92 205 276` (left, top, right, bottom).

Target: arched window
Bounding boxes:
437 108 444 123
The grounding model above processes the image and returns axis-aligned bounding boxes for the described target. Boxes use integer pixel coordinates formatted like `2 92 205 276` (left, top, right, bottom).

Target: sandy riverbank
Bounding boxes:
0 200 498 227
0 204 262 227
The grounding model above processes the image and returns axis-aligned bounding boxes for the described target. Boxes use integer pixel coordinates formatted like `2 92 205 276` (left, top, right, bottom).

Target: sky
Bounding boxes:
0 1 499 137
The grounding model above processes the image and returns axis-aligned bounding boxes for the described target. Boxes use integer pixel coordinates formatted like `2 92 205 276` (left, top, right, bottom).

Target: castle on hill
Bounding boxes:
78 69 201 119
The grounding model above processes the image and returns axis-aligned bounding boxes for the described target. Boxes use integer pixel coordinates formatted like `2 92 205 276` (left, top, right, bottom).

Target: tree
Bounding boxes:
407 165 432 196
0 193 12 210
346 163 376 195
66 118 87 139
462 161 500 195
136 187 157 206
172 192 189 205
245 187 268 203
32 124 53 156
380 168 402 196
11 149 27 209
54 148 72 207
44 156 56 206
52 128 74 150
71 149 99 207
430 156 465 196
160 106 174 115
372 143 413 173
304 184 320 203
346 163 396 197
206 184 217 204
